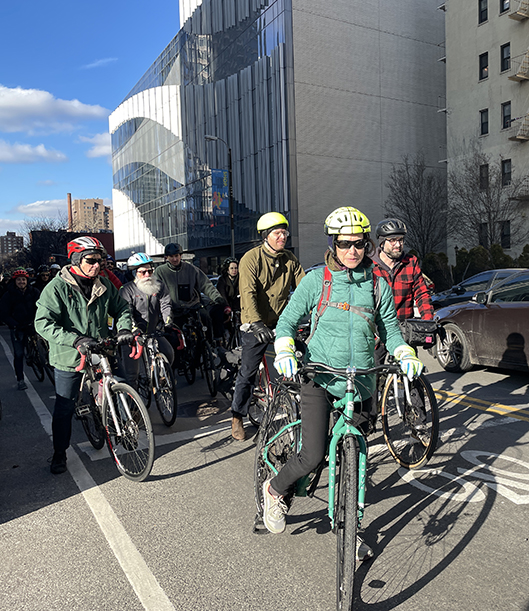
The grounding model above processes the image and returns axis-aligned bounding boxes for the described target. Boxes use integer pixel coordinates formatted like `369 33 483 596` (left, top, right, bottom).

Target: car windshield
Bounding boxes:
460 271 493 292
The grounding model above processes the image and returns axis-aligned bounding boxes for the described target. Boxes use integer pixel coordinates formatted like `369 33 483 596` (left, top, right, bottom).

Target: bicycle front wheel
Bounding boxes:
137 353 152 409
254 388 300 516
248 362 272 428
335 435 358 611
381 373 439 469
102 382 155 482
201 341 217 397
153 354 177 427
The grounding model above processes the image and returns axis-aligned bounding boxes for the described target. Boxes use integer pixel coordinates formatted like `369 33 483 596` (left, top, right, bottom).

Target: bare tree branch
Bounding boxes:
384 153 447 258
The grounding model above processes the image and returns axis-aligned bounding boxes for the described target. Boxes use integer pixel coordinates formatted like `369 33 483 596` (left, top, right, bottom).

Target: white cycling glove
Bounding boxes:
394 345 424 381
274 336 298 378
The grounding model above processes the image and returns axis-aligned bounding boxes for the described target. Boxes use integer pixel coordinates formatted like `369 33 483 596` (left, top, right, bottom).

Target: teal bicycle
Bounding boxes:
254 361 437 610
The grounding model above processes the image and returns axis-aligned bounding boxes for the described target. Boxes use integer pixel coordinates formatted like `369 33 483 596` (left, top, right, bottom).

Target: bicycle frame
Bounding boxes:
327 368 368 529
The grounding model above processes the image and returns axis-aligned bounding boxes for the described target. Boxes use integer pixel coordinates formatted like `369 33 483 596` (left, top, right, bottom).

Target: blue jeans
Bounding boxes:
52 369 83 453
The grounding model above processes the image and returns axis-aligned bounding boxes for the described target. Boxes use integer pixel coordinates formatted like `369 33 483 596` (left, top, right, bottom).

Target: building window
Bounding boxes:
479 0 488 23
479 52 489 80
480 108 489 135
500 43 511 72
479 164 489 190
501 159 512 186
501 221 511 249
502 101 511 128
500 0 510 13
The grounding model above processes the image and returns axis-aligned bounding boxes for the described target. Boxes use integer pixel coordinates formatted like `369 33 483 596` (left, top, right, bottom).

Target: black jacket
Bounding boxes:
0 284 41 329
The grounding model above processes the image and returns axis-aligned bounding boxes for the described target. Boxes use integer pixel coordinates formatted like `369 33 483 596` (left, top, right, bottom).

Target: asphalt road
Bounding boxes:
1 327 528 611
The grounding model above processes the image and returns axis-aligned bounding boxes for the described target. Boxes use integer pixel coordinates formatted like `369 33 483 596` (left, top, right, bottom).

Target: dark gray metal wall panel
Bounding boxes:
226 74 242 199
202 0 212 35
213 0 223 33
224 0 236 29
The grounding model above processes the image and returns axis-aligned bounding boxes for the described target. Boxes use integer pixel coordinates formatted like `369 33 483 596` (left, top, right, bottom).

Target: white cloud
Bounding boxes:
0 218 25 235
81 58 118 70
15 199 67 217
78 132 111 158
0 84 109 134
0 140 67 164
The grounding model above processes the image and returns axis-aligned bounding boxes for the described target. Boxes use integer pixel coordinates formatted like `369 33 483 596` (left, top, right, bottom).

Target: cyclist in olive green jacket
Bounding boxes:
230 212 305 440
35 237 133 475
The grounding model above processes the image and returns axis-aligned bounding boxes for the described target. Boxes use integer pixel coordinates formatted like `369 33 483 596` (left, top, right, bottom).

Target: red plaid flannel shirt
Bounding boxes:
372 250 434 322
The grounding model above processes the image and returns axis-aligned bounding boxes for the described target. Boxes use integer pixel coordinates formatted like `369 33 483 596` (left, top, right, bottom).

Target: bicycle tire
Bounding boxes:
137 353 152 409
28 338 45 382
102 382 155 482
153 354 177 427
37 336 55 385
201 341 217 397
248 361 272 428
335 435 358 611
78 382 105 450
254 389 300 516
381 372 439 469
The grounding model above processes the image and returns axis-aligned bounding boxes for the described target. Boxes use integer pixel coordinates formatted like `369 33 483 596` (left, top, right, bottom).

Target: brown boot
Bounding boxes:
231 414 246 441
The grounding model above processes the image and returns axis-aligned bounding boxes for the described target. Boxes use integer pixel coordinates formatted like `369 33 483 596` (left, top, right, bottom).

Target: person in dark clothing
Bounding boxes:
33 265 51 292
0 269 41 390
216 257 240 312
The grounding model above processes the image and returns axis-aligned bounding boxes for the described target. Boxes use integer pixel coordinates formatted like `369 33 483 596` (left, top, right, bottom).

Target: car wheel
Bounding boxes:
435 323 472 372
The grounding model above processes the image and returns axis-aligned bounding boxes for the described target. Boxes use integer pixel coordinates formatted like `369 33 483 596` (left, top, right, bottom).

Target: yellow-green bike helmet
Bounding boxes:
324 207 371 235
257 212 289 235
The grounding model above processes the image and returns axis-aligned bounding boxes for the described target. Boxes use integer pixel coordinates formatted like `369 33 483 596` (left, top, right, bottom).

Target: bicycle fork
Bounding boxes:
390 373 412 419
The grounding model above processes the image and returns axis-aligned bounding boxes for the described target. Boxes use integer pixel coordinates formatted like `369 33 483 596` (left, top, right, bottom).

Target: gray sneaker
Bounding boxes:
17 380 28 391
262 479 287 534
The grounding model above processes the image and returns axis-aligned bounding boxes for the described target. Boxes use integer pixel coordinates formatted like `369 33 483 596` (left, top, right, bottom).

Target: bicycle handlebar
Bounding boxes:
300 361 401 378
75 336 143 372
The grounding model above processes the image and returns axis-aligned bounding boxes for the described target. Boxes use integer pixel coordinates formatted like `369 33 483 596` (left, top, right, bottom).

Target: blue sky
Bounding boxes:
0 0 180 238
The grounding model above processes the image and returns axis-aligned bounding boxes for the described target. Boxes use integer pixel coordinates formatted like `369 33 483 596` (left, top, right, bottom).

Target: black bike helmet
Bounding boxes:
164 243 182 256
375 218 407 241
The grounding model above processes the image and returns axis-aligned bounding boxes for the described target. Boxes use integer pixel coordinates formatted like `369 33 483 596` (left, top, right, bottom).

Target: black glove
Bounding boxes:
249 321 275 344
116 329 135 346
74 336 99 354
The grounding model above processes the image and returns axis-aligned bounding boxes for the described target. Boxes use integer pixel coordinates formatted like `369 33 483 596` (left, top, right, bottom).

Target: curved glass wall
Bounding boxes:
110 0 296 260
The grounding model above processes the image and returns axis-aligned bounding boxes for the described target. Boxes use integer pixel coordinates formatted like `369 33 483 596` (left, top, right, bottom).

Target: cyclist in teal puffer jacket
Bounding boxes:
261 207 424 561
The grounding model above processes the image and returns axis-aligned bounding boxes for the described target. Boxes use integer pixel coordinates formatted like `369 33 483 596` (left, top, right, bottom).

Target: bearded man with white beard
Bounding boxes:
120 253 175 388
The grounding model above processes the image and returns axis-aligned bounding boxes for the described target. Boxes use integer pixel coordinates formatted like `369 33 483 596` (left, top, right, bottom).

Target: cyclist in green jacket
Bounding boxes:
35 237 133 475
262 207 424 561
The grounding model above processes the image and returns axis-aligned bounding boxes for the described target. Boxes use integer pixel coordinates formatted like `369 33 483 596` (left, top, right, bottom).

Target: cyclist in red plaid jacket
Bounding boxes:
372 218 433 364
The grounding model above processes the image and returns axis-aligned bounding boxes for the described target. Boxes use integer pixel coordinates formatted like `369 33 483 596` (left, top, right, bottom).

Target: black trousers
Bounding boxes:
231 331 269 417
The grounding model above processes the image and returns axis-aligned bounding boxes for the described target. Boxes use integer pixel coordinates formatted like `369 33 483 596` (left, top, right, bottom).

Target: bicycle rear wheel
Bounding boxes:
248 361 272 428
153 354 177 427
102 382 155 482
28 338 45 382
335 435 358 611
77 383 105 450
254 388 300 517
37 336 55 385
381 372 439 469
201 341 217 397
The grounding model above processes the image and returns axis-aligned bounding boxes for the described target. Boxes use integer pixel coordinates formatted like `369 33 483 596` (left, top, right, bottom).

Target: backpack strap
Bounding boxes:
306 269 381 344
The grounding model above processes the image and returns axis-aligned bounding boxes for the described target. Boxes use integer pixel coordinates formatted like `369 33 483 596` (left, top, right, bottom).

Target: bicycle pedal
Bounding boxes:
75 405 91 417
253 514 269 534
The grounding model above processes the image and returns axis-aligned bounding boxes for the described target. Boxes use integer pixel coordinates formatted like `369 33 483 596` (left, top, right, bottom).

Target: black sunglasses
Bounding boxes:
83 257 102 265
335 239 367 250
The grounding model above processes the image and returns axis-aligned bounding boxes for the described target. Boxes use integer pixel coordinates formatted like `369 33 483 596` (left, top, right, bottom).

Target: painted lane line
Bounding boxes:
435 389 529 422
0 336 176 611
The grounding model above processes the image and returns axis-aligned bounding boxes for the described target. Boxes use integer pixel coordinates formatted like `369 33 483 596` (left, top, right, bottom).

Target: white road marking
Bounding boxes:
0 336 176 611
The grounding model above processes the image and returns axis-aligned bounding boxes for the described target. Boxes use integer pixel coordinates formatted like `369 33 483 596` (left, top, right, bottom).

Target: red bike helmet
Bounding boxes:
12 269 29 279
67 236 104 266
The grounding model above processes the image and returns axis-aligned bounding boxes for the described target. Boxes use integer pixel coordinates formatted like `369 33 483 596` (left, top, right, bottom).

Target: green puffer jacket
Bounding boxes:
35 266 132 372
275 254 408 401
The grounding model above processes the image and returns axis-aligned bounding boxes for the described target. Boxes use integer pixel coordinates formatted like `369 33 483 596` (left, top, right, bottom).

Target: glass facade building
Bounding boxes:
111 0 446 267
110 0 296 262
